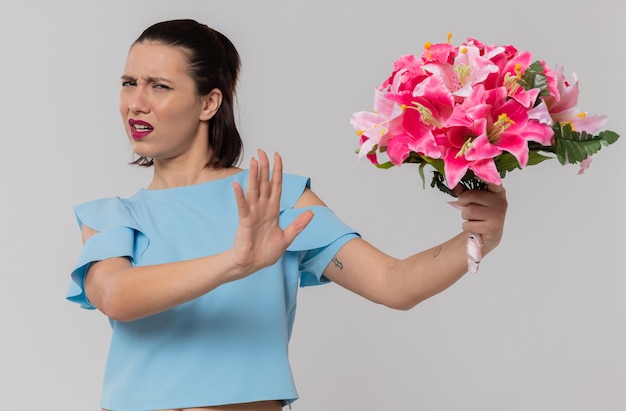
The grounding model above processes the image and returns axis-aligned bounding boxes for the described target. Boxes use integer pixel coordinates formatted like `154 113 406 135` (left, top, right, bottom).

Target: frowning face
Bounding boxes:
119 41 219 164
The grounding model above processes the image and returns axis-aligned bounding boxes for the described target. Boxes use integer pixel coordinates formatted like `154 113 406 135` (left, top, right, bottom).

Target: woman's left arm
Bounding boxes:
295 185 507 310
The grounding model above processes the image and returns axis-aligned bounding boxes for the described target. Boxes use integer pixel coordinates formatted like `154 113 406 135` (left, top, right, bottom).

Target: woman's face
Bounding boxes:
119 42 219 163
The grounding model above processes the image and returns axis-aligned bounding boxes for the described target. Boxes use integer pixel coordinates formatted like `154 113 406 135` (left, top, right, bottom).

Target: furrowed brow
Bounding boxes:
120 75 174 85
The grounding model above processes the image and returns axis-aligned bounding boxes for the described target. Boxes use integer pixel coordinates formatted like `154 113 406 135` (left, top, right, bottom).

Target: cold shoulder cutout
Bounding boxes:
278 173 310 209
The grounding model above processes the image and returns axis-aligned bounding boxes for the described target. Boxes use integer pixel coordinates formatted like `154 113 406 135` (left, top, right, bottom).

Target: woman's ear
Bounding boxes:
199 88 223 121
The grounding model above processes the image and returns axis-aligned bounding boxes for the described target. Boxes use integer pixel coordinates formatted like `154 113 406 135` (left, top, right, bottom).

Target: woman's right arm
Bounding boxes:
83 239 245 322
83 150 313 322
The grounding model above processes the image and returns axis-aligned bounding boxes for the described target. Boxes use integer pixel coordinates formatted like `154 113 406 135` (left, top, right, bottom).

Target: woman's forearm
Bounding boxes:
325 233 473 311
85 250 244 322
386 232 470 309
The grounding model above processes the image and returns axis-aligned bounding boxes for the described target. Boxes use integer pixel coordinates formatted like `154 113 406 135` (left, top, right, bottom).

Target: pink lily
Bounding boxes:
543 65 607 134
438 120 503 187
438 85 502 186
422 44 500 99
385 74 454 162
380 54 428 94
351 89 404 163
466 88 553 169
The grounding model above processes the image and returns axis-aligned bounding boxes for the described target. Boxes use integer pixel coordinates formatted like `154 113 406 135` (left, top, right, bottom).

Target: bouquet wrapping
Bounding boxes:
351 35 619 272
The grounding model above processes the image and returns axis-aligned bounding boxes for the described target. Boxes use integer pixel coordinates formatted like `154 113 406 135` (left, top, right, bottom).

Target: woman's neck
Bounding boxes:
148 159 240 189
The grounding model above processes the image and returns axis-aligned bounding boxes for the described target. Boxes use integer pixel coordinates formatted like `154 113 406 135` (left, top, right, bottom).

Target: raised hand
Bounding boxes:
229 150 314 279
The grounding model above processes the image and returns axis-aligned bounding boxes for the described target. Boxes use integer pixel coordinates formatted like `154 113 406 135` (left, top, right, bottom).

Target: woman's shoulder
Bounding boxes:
73 196 137 232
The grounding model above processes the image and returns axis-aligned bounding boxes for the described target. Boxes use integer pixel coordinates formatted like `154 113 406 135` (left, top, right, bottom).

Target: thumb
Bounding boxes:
283 210 314 244
486 182 505 194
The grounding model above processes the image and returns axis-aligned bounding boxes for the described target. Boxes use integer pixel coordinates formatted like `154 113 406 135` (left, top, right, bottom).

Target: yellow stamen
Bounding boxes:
447 33 452 44
455 64 471 87
456 137 474 158
407 102 442 128
487 113 515 143
461 47 468 54
577 112 587 118
424 42 432 60
503 72 521 96
358 118 393 138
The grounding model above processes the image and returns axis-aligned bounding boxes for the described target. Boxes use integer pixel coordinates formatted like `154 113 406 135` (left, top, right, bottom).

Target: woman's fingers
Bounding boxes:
283 209 314 243
238 149 286 220
246 149 283 203
230 150 312 274
270 152 283 203
246 156 259 200
486 182 505 195
232 182 246 210
257 149 271 197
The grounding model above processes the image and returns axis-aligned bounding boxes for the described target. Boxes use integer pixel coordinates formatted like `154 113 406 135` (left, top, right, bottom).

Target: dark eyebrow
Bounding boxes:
120 75 174 85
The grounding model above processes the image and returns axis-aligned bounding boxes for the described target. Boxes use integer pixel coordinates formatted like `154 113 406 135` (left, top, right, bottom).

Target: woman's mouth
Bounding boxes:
129 119 154 140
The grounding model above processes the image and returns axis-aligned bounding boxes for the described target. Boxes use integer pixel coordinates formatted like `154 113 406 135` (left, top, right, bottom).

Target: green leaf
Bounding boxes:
553 123 621 165
375 161 395 169
527 151 554 166
418 162 427 189
599 129 620 145
421 157 446 175
494 152 521 173
430 171 457 197
402 151 426 165
518 60 551 97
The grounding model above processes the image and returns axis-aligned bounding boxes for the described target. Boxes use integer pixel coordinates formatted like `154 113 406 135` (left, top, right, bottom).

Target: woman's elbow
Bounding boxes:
100 297 136 322
380 294 425 311
87 280 137 322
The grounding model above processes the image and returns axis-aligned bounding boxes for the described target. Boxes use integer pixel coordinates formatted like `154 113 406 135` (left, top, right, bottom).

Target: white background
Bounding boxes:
1 1 624 410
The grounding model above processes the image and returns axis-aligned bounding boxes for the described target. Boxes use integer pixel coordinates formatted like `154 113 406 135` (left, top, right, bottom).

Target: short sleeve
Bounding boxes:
66 197 148 309
281 206 360 287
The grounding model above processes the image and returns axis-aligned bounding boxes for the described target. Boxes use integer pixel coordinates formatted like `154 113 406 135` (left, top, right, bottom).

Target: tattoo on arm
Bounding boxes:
331 257 343 270
433 246 442 257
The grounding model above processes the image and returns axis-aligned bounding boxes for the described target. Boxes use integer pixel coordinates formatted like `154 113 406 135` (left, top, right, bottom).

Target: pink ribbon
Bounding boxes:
449 201 483 273
467 232 483 273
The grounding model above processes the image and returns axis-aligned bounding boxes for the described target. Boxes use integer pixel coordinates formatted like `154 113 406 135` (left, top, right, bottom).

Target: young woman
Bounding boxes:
67 19 508 411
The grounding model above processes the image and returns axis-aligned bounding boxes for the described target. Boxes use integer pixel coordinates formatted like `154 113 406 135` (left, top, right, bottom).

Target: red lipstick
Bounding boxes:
129 119 154 140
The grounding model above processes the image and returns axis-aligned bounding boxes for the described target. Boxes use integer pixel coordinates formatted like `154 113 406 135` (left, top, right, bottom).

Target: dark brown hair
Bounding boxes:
131 19 243 168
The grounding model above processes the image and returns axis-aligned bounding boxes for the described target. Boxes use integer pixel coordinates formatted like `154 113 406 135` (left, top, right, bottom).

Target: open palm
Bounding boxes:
230 150 313 279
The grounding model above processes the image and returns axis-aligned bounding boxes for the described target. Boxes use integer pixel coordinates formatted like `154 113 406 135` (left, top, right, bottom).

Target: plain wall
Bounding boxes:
1 0 624 410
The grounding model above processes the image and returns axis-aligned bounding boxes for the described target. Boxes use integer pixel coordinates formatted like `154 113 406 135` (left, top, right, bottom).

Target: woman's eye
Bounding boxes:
121 81 136 87
153 84 171 90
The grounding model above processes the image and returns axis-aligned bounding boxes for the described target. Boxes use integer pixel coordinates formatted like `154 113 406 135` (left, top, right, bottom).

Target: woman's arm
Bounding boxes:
83 151 313 322
297 185 507 310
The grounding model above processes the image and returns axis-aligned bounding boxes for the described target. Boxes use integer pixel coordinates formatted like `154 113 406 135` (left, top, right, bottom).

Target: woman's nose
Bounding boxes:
128 86 149 113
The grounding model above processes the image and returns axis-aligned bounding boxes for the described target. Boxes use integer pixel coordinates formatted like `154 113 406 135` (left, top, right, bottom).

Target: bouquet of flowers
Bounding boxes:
351 35 619 272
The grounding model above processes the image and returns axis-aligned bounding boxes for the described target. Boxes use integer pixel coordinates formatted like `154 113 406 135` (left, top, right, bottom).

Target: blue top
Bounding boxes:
66 171 359 411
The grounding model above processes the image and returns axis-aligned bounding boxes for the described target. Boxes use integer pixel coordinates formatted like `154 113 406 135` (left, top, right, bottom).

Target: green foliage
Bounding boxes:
553 123 620 165
430 171 456 196
430 170 486 197
494 151 554 178
519 60 551 97
375 161 395 169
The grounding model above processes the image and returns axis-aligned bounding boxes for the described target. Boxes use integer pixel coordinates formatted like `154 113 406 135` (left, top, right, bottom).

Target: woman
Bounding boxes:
67 19 508 411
